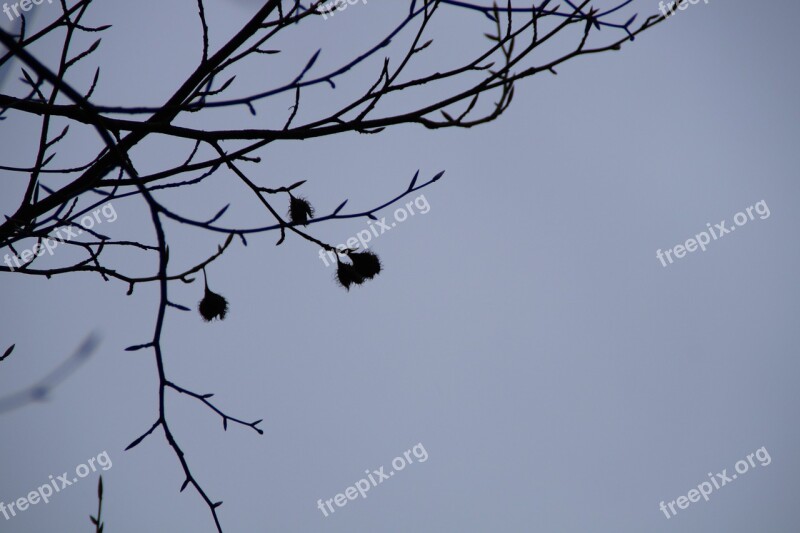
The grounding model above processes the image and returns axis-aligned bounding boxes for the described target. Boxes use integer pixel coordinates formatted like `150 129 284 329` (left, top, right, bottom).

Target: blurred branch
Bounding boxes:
0 333 100 414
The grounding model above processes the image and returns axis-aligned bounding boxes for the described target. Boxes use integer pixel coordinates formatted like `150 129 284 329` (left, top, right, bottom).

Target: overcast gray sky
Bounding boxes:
1 1 799 532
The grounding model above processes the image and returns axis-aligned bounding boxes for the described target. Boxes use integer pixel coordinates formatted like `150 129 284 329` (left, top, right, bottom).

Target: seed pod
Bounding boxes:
198 287 229 321
336 260 365 290
350 251 381 279
289 196 314 225
198 268 229 321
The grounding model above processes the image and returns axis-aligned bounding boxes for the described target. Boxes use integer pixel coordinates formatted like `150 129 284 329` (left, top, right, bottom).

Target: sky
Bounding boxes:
1 0 799 532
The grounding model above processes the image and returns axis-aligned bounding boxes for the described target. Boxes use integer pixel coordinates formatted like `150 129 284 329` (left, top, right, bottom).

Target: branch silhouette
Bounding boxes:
0 0 668 530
